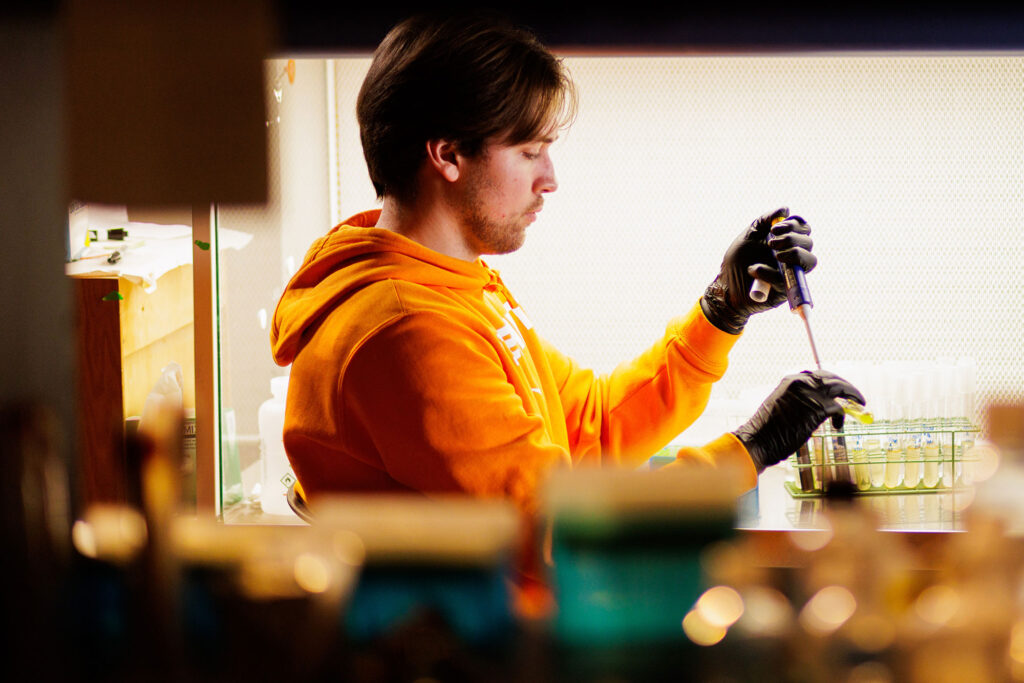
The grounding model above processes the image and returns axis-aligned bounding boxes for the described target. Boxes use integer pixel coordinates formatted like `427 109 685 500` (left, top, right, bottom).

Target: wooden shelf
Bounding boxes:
71 265 195 505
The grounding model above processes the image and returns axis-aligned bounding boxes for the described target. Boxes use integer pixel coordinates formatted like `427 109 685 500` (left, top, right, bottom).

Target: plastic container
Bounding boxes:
258 375 297 517
543 467 741 647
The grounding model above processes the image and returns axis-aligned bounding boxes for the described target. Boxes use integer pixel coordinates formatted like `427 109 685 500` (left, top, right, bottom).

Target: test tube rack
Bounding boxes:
784 417 981 498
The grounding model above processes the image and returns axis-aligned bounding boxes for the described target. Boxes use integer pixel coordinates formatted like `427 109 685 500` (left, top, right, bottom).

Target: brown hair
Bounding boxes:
356 11 577 203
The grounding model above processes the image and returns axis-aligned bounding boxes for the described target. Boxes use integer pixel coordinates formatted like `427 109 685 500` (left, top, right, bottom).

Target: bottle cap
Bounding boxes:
270 375 289 399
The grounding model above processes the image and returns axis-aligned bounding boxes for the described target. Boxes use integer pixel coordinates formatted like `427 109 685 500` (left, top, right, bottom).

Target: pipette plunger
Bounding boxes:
748 215 787 303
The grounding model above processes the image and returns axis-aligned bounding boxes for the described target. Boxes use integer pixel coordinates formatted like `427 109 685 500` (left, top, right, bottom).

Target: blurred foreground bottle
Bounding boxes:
69 399 189 680
541 464 749 680
971 403 1024 535
0 402 72 680
901 402 1024 683
313 494 520 681
793 491 914 682
174 518 361 681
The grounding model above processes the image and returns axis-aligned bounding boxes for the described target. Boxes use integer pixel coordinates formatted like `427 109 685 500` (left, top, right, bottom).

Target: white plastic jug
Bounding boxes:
258 375 297 517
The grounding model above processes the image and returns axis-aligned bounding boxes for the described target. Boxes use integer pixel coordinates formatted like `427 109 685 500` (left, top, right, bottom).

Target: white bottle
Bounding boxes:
258 375 297 517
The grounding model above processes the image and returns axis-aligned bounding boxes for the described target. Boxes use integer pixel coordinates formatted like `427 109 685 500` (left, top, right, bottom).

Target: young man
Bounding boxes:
271 12 863 519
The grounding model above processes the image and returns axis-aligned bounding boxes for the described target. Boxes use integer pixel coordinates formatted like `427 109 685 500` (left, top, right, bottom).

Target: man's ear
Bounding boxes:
425 139 461 183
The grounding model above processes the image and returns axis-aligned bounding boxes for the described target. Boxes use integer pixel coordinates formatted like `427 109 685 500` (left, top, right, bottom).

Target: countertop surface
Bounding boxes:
738 461 969 533
225 459 972 533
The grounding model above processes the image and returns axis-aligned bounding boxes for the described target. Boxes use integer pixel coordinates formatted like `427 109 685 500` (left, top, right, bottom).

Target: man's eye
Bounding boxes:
522 151 539 160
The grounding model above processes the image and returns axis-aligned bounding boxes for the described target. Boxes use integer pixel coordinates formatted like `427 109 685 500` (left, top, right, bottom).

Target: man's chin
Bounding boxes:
482 231 526 256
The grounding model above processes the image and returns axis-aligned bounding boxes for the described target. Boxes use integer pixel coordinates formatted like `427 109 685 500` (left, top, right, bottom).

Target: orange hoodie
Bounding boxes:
271 210 758 516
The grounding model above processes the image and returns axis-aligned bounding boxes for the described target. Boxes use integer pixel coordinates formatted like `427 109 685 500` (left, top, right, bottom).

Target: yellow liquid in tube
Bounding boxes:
903 442 921 488
867 437 886 488
884 437 904 489
851 437 871 491
837 397 874 425
922 434 940 488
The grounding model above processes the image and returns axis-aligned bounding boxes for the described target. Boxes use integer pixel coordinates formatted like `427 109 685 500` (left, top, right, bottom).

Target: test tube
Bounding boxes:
898 368 921 489
907 367 937 489
956 357 978 424
834 360 875 426
884 436 904 489
830 432 853 485
883 373 904 489
867 436 885 489
796 442 815 492
903 435 922 489
850 436 871 491
921 367 940 489
922 433 941 489
813 435 831 489
863 366 886 489
837 398 874 425
934 361 953 487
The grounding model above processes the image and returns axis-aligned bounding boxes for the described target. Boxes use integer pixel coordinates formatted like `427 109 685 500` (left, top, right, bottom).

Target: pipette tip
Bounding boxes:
795 304 823 370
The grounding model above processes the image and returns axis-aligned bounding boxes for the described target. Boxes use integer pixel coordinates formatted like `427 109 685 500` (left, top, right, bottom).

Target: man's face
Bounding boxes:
455 133 558 256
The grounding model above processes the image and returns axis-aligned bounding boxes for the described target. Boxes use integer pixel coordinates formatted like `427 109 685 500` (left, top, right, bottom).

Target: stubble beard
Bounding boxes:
460 179 532 256
466 210 527 256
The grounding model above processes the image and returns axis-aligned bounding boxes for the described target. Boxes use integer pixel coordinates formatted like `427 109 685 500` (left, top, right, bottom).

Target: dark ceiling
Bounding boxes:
270 4 1024 53
5 3 1023 52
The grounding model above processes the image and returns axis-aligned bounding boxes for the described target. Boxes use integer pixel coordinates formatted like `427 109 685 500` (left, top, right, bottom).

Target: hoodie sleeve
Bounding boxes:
341 311 573 516
544 300 755 475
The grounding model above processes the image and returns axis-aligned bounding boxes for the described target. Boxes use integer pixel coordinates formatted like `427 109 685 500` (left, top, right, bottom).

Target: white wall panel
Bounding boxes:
331 53 1024 434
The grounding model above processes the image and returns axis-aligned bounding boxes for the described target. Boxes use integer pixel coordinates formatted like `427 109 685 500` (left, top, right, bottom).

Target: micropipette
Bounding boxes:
748 215 822 365
759 240 867 487
748 217 823 369
749 217 874 425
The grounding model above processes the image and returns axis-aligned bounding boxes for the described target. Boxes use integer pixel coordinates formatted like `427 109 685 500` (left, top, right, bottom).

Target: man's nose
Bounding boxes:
536 156 557 194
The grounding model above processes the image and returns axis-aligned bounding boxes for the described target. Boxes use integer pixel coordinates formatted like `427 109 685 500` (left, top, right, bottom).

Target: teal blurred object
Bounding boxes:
311 495 522 646
544 466 746 647
173 520 360 682
345 562 514 644
550 514 735 645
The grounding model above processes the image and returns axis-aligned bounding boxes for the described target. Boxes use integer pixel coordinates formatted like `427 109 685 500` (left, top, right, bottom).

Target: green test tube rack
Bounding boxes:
784 416 981 498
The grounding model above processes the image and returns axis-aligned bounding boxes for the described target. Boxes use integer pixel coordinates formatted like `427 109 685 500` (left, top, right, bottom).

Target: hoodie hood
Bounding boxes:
271 210 498 365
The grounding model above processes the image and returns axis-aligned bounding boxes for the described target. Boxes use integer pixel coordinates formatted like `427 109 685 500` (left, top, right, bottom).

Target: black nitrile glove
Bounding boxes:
734 370 866 473
700 207 817 334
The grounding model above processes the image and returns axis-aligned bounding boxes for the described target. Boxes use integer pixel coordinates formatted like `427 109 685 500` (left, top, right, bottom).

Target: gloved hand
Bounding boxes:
734 370 866 472
700 207 816 334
